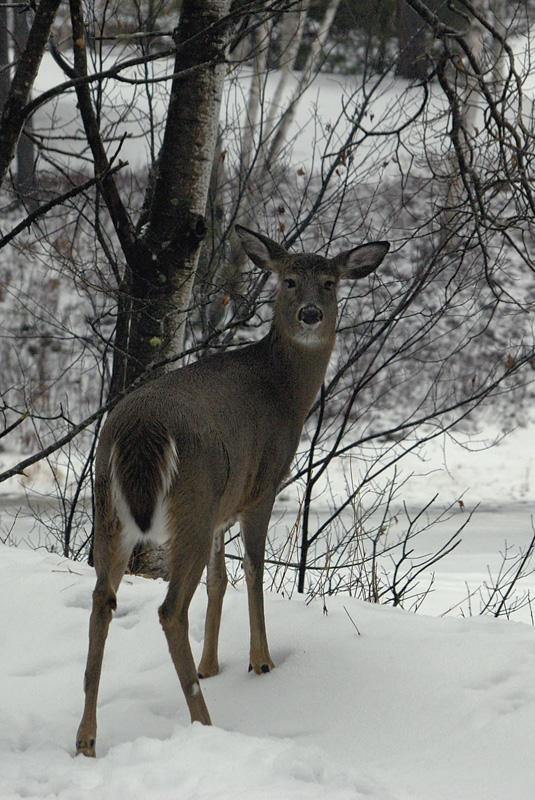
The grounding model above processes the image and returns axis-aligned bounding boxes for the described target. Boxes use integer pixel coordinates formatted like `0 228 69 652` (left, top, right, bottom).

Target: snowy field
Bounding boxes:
2 421 535 800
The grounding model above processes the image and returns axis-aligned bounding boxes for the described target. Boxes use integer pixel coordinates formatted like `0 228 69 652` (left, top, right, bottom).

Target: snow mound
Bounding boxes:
2 544 535 799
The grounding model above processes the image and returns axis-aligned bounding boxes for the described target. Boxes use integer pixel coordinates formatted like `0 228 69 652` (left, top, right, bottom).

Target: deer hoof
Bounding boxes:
75 737 96 758
197 662 219 679
248 661 274 674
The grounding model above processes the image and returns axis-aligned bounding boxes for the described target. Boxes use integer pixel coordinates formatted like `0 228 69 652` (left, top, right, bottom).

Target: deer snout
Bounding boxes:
298 304 323 326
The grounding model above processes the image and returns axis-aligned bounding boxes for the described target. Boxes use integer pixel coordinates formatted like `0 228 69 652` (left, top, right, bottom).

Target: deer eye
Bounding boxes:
323 279 335 290
284 278 297 289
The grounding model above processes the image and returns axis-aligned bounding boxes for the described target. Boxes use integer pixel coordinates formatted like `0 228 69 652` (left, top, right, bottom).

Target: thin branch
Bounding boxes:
493 527 535 617
0 162 125 250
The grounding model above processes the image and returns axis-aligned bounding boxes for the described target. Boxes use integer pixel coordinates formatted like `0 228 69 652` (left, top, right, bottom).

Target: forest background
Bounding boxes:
1 0 535 604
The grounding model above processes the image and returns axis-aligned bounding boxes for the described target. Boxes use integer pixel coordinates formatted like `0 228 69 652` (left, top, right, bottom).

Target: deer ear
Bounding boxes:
235 225 288 271
330 241 390 279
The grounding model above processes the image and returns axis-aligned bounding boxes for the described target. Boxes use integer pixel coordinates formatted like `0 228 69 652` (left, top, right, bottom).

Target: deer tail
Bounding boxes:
109 418 179 534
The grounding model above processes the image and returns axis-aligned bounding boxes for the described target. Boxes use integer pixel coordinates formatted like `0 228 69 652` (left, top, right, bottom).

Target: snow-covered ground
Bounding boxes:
2 537 535 800
2 420 535 800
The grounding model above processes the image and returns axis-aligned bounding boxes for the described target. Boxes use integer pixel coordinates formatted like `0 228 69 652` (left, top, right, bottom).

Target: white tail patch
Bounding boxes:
109 437 179 551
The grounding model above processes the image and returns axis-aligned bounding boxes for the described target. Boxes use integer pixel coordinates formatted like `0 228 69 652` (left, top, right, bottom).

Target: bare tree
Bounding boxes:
0 2 49 201
0 0 535 605
13 5 36 200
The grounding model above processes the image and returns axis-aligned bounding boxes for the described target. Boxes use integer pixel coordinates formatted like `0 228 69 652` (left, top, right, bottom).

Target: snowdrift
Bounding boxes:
2 544 535 800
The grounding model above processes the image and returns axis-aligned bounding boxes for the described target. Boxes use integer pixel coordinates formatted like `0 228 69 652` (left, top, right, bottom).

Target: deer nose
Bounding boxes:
298 305 323 326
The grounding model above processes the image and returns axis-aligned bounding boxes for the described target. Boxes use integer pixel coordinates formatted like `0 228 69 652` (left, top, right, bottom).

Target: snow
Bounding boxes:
2 536 535 800
2 418 535 800
29 51 432 176
396 422 535 510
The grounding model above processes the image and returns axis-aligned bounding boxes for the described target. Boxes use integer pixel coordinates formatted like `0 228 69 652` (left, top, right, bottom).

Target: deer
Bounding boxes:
75 225 389 757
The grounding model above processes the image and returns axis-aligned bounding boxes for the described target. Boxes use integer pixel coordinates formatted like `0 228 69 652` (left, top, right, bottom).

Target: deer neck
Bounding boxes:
262 324 334 423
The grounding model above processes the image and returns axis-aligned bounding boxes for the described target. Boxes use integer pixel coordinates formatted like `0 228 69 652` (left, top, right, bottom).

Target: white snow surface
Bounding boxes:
2 541 535 800
2 420 535 800
2 538 535 800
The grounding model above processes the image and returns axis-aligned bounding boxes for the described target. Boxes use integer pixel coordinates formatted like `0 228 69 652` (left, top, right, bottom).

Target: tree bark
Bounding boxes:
0 4 9 112
14 5 36 200
0 0 61 189
122 0 232 386
396 0 428 80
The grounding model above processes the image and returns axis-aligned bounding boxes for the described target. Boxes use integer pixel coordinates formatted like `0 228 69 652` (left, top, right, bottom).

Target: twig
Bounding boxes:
343 605 361 636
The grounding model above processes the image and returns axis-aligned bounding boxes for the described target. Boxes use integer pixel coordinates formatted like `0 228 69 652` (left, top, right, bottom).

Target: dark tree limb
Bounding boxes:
68 0 138 265
0 0 61 189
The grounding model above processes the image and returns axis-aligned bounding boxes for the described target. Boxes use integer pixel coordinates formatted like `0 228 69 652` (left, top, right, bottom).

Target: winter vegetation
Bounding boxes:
2 0 535 796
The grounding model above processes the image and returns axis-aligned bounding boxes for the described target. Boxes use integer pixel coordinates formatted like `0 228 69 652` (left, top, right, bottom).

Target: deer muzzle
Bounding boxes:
298 304 323 326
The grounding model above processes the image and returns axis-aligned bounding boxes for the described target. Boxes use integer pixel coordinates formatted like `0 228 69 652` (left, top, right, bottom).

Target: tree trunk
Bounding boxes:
120 0 232 389
265 0 341 168
0 0 60 189
440 4 484 243
14 6 36 201
396 0 427 80
116 0 232 577
0 5 9 112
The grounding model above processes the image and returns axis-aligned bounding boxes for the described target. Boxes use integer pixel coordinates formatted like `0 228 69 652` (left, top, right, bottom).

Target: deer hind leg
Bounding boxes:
240 501 275 675
158 527 212 725
198 528 228 678
76 519 130 757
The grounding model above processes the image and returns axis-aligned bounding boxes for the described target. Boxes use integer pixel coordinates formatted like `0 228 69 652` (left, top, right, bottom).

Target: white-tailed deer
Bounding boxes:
75 226 389 757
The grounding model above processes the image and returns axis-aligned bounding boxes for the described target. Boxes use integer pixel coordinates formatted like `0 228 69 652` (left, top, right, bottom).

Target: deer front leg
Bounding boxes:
240 502 275 675
198 528 227 678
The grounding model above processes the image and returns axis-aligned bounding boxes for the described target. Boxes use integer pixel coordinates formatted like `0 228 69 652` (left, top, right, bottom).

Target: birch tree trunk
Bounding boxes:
0 5 9 113
488 0 506 87
116 0 232 577
120 0 232 388
265 0 341 169
440 3 485 242
262 2 310 149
